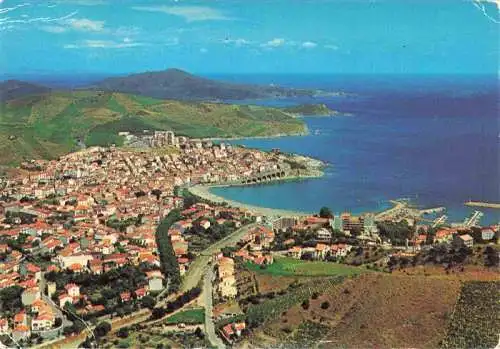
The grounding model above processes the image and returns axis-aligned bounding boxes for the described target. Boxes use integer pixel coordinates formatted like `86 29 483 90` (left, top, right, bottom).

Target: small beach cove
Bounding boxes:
188 184 312 217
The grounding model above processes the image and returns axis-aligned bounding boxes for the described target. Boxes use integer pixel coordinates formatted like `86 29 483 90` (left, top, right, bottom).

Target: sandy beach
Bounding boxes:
188 184 312 217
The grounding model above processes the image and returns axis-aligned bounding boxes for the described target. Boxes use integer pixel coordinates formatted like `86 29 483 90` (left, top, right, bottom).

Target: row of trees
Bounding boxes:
151 287 202 320
155 209 182 292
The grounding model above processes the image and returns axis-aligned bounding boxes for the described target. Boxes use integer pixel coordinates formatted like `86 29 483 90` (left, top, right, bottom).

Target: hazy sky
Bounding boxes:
0 0 498 75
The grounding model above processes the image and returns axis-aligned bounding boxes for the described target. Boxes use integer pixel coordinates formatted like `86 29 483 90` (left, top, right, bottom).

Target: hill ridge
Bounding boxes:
0 90 306 165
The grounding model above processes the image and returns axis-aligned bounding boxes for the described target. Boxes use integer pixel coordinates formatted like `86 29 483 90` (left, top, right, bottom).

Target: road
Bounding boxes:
204 267 226 349
181 223 258 292
39 272 72 328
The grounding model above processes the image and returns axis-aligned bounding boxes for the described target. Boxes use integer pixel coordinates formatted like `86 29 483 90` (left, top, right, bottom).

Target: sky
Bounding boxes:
0 0 498 76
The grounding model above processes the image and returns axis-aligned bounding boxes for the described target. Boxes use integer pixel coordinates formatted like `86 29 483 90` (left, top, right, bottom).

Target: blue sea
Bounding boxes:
210 74 499 225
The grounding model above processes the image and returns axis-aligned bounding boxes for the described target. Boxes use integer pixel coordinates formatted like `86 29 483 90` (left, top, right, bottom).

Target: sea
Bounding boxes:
208 74 500 225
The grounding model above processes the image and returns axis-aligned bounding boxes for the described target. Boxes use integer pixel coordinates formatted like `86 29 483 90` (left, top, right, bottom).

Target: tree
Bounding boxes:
155 210 182 292
151 189 162 201
173 186 181 197
0 286 24 315
301 299 310 310
194 327 204 339
94 321 112 338
117 327 129 338
141 295 156 309
134 191 146 198
152 307 166 319
63 326 74 336
484 246 499 267
320 301 330 309
319 207 333 219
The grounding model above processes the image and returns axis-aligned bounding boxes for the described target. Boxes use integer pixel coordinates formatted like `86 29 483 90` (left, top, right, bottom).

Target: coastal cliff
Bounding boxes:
283 103 338 117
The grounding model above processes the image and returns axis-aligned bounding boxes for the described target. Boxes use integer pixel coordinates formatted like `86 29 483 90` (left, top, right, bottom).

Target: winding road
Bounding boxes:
204 268 226 349
180 223 259 348
39 272 72 328
181 223 258 292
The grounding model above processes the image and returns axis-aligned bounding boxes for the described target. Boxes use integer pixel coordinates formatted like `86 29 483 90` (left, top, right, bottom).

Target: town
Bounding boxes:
0 135 498 348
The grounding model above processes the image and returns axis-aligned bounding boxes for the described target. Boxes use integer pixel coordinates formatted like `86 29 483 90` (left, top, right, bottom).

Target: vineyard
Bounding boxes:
245 276 346 328
442 281 500 349
250 273 462 348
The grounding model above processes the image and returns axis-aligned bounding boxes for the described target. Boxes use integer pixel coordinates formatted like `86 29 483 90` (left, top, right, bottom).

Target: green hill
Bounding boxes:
283 103 338 116
0 91 306 165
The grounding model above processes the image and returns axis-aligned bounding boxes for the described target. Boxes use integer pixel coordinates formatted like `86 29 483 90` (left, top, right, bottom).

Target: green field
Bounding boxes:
0 91 306 165
245 257 367 277
165 308 205 324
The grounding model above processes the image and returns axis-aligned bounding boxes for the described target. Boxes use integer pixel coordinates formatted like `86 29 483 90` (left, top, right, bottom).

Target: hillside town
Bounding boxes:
0 135 308 345
0 138 498 348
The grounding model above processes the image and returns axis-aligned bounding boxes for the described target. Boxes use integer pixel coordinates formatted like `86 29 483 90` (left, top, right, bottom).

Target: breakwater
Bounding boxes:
465 201 500 209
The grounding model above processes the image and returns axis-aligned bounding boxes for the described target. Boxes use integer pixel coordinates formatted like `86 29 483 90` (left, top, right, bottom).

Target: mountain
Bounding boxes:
0 80 51 102
0 90 306 165
92 68 315 100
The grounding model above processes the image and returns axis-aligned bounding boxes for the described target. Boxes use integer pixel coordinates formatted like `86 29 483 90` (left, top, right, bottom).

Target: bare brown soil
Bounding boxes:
251 273 462 349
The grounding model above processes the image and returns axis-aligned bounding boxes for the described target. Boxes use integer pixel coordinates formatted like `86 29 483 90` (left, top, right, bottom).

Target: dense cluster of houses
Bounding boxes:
0 295 57 342
169 203 249 275
412 226 498 249
271 216 358 260
212 225 275 300
0 141 289 342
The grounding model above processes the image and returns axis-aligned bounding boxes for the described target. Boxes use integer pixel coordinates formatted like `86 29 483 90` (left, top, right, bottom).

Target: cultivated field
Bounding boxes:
442 281 500 348
248 273 462 348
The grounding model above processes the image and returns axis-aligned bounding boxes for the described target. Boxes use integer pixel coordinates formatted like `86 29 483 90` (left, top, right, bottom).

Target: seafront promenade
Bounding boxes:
188 185 311 217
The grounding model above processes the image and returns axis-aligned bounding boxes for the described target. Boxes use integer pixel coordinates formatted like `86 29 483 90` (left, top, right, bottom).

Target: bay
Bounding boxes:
211 75 500 224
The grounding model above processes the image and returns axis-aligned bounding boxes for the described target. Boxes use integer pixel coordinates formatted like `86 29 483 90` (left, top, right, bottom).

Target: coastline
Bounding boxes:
188 184 313 217
201 127 309 142
189 130 327 217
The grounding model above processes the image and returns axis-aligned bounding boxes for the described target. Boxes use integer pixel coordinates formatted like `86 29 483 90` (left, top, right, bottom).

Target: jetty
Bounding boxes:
463 210 484 227
432 214 448 228
465 201 500 209
420 206 446 215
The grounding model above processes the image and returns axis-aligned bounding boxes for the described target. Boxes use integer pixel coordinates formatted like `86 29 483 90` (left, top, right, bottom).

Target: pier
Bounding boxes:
432 215 448 228
465 201 500 209
420 207 446 215
463 210 483 227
